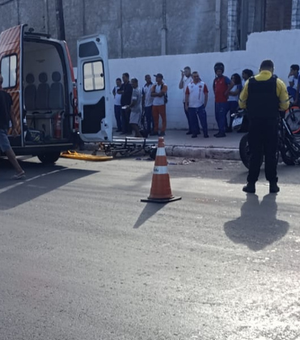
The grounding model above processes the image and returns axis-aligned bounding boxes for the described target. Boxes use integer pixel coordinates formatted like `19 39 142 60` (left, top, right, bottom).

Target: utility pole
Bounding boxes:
214 0 221 51
55 0 65 40
161 0 167 55
240 0 248 50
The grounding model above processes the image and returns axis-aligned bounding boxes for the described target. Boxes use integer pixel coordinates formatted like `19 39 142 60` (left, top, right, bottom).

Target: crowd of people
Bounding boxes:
112 64 257 139
112 73 167 137
112 60 292 194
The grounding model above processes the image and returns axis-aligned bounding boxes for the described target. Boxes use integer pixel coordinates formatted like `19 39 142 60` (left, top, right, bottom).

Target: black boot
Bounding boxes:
242 182 256 193
270 182 280 193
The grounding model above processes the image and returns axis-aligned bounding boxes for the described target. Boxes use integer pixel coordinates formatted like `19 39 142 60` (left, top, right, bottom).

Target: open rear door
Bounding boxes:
77 34 112 142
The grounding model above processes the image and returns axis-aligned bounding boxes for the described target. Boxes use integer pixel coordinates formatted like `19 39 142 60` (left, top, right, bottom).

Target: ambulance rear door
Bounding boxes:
77 34 112 142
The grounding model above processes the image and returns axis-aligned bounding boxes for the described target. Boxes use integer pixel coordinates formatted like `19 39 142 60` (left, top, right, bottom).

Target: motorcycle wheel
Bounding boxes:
285 109 300 134
280 144 295 165
239 134 263 169
239 134 251 169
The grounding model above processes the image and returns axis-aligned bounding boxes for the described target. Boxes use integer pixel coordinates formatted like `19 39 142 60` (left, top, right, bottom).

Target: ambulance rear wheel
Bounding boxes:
37 152 61 164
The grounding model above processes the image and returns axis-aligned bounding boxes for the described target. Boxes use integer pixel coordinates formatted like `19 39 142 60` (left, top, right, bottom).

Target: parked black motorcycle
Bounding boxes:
232 110 300 169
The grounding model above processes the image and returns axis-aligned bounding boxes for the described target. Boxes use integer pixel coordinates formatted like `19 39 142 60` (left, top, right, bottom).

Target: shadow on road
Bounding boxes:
133 202 167 229
0 159 97 210
224 193 289 251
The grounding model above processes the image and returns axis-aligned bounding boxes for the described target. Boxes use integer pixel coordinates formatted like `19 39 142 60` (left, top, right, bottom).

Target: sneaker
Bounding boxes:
242 182 256 193
270 182 280 193
186 131 192 135
191 134 197 138
214 132 226 138
204 134 209 138
12 171 25 180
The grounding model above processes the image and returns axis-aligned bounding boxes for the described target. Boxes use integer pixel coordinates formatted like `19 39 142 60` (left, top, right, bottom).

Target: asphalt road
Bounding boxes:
0 155 300 340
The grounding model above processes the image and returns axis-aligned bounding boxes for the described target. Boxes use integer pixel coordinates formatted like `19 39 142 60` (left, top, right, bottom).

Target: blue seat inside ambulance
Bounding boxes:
24 73 36 110
49 71 64 110
36 72 49 110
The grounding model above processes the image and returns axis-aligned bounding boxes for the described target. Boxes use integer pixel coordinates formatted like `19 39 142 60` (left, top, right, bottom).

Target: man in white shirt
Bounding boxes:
185 71 209 138
151 73 168 136
142 74 153 134
112 78 122 132
179 66 195 134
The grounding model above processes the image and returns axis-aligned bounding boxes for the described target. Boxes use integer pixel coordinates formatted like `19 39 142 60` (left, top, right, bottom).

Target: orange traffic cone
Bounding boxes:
141 137 181 203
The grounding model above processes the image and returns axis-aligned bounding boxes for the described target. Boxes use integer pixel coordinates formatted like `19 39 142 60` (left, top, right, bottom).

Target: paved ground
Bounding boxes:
0 156 300 340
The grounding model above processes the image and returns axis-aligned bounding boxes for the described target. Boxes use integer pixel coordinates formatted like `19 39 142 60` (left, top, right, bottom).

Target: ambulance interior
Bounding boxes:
23 39 72 144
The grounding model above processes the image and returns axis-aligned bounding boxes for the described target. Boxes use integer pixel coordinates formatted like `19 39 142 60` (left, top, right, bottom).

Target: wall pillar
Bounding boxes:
214 0 221 51
291 0 300 29
227 0 238 51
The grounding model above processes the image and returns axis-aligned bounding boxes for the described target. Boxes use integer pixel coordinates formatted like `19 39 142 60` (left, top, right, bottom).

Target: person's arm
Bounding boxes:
157 84 167 97
238 80 249 109
141 88 145 109
229 85 241 96
117 84 124 94
224 77 234 97
179 71 184 89
296 77 300 103
203 84 208 107
288 75 294 88
128 98 137 109
151 85 157 97
277 79 290 111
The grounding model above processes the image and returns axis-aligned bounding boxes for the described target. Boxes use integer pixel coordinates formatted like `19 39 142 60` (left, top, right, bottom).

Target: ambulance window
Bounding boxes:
79 41 99 58
1 55 17 88
83 60 105 91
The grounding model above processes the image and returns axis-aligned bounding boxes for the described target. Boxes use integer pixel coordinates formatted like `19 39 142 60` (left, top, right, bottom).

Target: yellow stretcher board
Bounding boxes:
60 150 113 161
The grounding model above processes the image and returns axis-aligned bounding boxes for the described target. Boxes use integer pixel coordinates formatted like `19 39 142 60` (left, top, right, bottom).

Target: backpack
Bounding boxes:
164 91 168 104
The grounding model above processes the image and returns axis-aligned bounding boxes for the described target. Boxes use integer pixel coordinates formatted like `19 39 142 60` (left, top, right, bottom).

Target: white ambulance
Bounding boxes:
0 24 112 163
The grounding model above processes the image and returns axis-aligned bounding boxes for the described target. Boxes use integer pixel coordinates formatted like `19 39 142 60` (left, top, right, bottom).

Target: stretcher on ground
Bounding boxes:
60 150 113 161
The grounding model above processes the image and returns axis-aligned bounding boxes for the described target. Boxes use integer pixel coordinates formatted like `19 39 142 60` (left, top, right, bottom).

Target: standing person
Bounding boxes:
239 60 289 194
117 73 132 135
125 78 142 137
287 64 299 103
179 66 194 134
242 69 254 86
112 78 122 132
213 62 233 138
151 73 168 136
226 73 242 132
185 71 209 138
142 74 153 135
0 74 25 179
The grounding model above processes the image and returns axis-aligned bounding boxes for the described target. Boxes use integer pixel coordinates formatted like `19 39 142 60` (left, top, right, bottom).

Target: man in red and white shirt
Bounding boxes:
185 71 209 138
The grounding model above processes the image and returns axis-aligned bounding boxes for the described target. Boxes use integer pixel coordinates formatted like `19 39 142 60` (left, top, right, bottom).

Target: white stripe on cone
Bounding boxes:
153 166 168 174
156 147 166 156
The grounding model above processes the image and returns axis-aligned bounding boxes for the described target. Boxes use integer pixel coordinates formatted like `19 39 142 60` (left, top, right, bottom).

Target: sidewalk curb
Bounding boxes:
165 145 240 160
81 142 241 161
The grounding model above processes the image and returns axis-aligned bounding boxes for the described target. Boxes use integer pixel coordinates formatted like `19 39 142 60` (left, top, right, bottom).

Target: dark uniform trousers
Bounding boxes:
247 118 279 183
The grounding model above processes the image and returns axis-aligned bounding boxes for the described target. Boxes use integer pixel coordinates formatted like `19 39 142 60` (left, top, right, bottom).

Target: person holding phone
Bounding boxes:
179 66 194 135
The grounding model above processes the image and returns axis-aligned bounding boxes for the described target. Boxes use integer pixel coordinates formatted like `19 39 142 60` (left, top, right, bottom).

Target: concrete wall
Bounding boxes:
0 0 221 61
108 30 300 130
